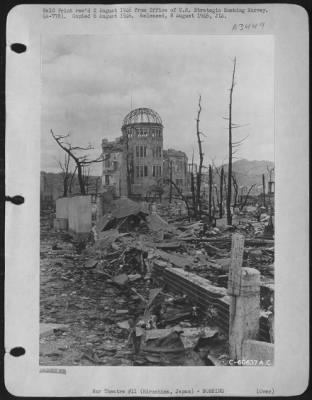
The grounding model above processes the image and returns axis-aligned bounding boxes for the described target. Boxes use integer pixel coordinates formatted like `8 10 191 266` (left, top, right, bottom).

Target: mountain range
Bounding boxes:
223 159 275 188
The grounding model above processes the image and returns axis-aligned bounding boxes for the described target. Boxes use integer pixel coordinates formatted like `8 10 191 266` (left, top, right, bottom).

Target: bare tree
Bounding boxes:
211 159 225 219
225 58 249 223
169 160 173 203
164 178 192 221
82 166 91 194
240 184 256 211
219 166 224 218
68 165 77 194
232 174 239 208
190 152 196 215
195 95 204 219
56 153 71 197
208 164 212 223
262 173 266 207
51 130 107 195
226 58 237 225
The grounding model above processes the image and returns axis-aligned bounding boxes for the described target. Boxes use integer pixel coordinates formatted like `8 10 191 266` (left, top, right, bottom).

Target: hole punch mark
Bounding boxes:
10 347 26 357
5 195 25 205
10 43 27 53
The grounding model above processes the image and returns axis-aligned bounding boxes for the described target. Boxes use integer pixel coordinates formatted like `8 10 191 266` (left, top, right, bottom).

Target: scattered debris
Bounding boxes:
40 201 274 366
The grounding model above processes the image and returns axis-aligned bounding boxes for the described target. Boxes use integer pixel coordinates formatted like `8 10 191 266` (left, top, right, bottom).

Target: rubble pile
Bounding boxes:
40 202 274 366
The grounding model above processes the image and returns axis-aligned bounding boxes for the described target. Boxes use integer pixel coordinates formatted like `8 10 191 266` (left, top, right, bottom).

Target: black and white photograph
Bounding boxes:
40 33 275 367
5 3 308 397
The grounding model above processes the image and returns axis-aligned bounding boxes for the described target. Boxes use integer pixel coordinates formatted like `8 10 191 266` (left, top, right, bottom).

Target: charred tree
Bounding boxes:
190 153 196 216
196 95 204 219
68 166 77 194
208 164 212 223
57 153 71 197
165 178 191 221
51 129 106 195
262 173 266 207
226 57 236 225
169 160 173 203
232 174 239 208
240 184 256 211
220 166 224 218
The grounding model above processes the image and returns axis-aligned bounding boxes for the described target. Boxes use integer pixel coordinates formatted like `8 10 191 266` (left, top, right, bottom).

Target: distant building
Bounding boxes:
102 107 190 200
101 108 164 197
163 149 188 191
101 137 124 197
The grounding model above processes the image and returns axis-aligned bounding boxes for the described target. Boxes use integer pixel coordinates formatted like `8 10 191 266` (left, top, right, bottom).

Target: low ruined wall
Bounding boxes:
152 262 271 342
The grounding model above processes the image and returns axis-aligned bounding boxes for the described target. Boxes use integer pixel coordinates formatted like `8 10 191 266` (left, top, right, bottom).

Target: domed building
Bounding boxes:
101 107 189 200
102 108 164 198
121 108 164 196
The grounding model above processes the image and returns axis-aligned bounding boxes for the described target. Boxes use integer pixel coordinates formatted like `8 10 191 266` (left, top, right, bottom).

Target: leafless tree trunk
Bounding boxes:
208 164 212 223
57 153 71 197
226 57 236 225
232 174 239 208
190 153 196 215
165 178 191 221
51 129 107 195
169 160 173 203
82 166 90 194
196 95 204 219
262 173 266 207
68 166 77 194
240 184 256 211
220 166 224 218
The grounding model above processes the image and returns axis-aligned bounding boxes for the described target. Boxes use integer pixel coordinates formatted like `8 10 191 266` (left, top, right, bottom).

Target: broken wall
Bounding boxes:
68 195 92 233
56 197 70 219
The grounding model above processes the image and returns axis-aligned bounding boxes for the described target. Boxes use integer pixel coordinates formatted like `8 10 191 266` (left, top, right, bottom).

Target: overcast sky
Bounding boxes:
41 34 274 175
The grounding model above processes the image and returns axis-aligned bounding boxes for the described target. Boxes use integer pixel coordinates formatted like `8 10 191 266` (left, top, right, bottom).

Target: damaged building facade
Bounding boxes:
163 149 188 191
101 137 125 197
101 107 188 199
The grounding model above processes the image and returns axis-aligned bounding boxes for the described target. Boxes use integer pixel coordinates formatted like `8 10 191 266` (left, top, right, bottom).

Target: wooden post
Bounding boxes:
228 233 260 362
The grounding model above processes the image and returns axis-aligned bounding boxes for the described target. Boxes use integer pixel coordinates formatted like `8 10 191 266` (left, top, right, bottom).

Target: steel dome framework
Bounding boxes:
122 107 163 127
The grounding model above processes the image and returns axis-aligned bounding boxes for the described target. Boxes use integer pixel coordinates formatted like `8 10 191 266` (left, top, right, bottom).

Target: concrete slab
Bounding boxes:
68 195 92 233
56 197 70 219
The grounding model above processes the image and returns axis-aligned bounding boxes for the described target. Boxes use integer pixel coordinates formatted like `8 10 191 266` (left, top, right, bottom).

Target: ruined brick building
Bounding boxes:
163 149 188 190
102 107 188 199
